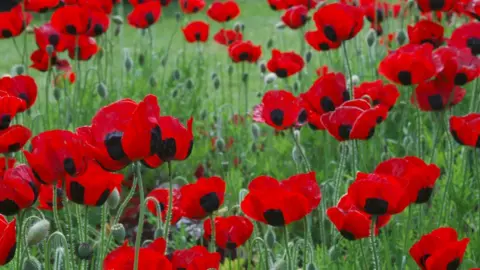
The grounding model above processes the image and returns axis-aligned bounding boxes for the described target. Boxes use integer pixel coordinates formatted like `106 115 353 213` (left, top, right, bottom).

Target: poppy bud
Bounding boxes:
27 219 50 246
259 62 267 74
396 30 407 45
293 129 301 141
251 123 261 140
97 48 104 60
97 82 108 99
266 38 274 49
26 26 34 34
46 45 55 56
293 81 299 92
292 146 303 164
366 29 377 47
172 89 178 98
114 25 121 37
154 227 163 239
211 72 218 80
227 65 234 75
347 75 360 87
215 138 226 152
12 64 25 75
112 15 124 25
264 228 276 248
233 22 244 32
213 78 220 90
175 12 182 23
172 70 181 81
185 79 194 90
264 73 277 84
107 189 120 209
149 76 157 88
306 263 317 270
124 55 133 72
275 22 286 30
407 0 415 9
77 243 94 260
53 87 62 101
138 54 145 66
256 92 262 98
305 51 312 63
242 73 249 83
200 109 208 120
111 224 126 244
23 257 42 270
161 56 168 67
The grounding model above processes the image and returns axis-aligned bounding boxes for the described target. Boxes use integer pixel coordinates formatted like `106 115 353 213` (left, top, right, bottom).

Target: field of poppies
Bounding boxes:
0 0 479 269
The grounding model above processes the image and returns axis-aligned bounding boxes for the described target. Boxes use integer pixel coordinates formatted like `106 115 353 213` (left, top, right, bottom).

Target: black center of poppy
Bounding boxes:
446 258 460 270
7 143 21 153
194 32 201 41
367 128 375 139
69 181 85 204
338 125 352 140
199 192 220 214
343 91 350 101
454 73 468 86
160 0 168 5
65 25 77 35
1 29 13 38
32 169 47 184
397 71 412 85
149 126 162 155
275 69 288 78
323 25 337 42
96 189 111 206
319 43 330 51
64 158 77 176
263 209 285 226
226 241 237 250
104 131 128 161
450 130 463 145
320 96 335 112
428 94 444 110
270 109 284 127
145 12 155 26
376 9 385 23
376 116 383 124
466 37 480 55
226 15 231 21
159 202 165 211
0 199 20 216
39 7 49 13
193 7 199 12
157 138 177 161
420 254 431 268
340 230 356 241
93 24 104 36
364 198 388 215
298 110 307 124
0 114 11 130
373 99 380 106
48 34 60 47
270 4 277 10
238 52 250 61
429 0 445 10
415 187 433 204
5 243 16 265
0 0 20 12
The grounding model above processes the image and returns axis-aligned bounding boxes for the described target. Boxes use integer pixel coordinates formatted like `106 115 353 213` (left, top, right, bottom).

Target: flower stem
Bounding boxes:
291 129 311 172
133 162 145 270
438 113 454 226
209 215 216 252
370 216 380 270
303 218 309 269
52 183 63 234
283 226 292 270
163 161 173 251
400 206 412 270
342 42 353 96
96 205 108 269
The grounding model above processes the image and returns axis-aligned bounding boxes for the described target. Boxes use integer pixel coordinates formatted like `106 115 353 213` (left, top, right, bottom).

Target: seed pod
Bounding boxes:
149 76 157 88
12 64 25 75
264 228 276 249
76 243 94 260
215 138 226 152
305 51 312 63
172 69 181 81
46 45 55 56
124 55 133 72
26 219 50 246
213 78 220 90
366 29 376 47
185 79 194 90
53 88 62 101
251 123 261 140
112 15 123 25
111 224 126 244
107 189 120 209
266 38 274 49
97 82 108 99
154 227 163 239
138 54 145 66
22 256 42 270
396 30 407 45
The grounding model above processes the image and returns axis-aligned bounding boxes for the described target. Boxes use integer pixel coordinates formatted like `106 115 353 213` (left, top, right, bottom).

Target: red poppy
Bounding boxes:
327 194 391 241
434 46 480 86
34 23 65 51
104 238 172 270
287 0 320 9
348 172 411 216
29 49 57 72
305 29 342 51
407 20 444 48
0 6 32 39
241 187 310 226
313 3 364 43
268 0 288 10
228 40 262 63
0 165 39 216
267 49 304 78
415 0 455 12
85 10 111 37
0 215 15 266
0 96 26 130
379 43 442 85
25 0 60 12
253 90 306 131
63 35 99 61
203 216 253 249
51 5 91 35
361 1 386 25
0 158 15 176
38 183 64 211
448 22 480 56
300 71 349 130
281 5 309 29
182 21 209 43
464 0 480 20
146 188 184 225
321 99 388 141
65 160 122 206
316 65 329 77
75 0 120 14
207 0 240 22
194 164 205 179
412 79 466 111
214 29 242 46
354 80 399 110
449 113 480 148
410 227 469 270
180 0 206 14
375 156 441 204
23 130 88 185
160 0 172 7
127 1 162 29
179 176 225 220
0 75 38 111
0 126 31 154
170 246 221 270
141 116 193 169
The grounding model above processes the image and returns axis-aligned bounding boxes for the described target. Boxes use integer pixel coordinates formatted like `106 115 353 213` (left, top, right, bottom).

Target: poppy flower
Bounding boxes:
449 113 480 148
412 79 466 111
170 246 221 270
348 172 411 216
415 0 455 12
0 96 26 130
214 29 242 46
64 35 99 61
182 21 209 43
0 165 39 216
207 0 240 23
253 90 307 131
65 160 123 206
203 216 254 249
465 0 480 20
25 0 60 12
379 43 442 85
29 49 57 72
0 75 38 111
0 6 32 39
434 46 480 86
287 0 320 9
354 80 400 110
127 1 162 29
146 188 184 225
76 0 120 14
316 65 329 77
0 1 21 12
266 49 304 78
268 0 288 10
305 29 342 51
23 130 88 185
103 238 172 270
179 0 206 14
160 0 172 7
228 40 262 63
241 187 310 226
410 227 469 270
51 5 91 35
327 194 391 241
281 5 309 29
84 9 111 37
179 176 225 220
362 2 386 24
375 156 441 204
38 183 64 211
0 215 15 266
407 20 444 48
321 99 388 141
448 22 480 56
300 71 349 130
313 3 364 43
0 125 31 154
0 158 15 176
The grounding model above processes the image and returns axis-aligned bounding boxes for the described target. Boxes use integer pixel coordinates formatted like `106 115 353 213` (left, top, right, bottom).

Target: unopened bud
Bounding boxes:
161 56 168 67
227 65 234 75
396 30 407 45
366 29 376 47
172 69 181 81
259 62 266 73
26 219 50 246
107 188 120 209
22 257 42 270
306 263 318 270
12 64 25 75
53 87 62 101
154 227 163 239
265 228 276 248
172 89 178 98
266 38 274 49
185 79 194 90
233 22 244 32
211 72 218 80
175 12 182 23
77 243 94 260
275 22 286 30
305 51 312 63
46 45 55 56
213 78 220 90
215 138 226 152
251 123 261 140
138 54 145 66
293 81 299 92
200 109 208 120
124 55 133 72
348 75 360 86
149 76 157 88
111 224 126 244
242 73 249 83
97 82 108 99
114 25 121 37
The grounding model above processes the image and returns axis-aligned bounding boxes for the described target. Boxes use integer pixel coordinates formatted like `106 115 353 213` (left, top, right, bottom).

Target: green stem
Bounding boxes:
400 206 412 270
291 129 311 172
358 240 368 270
333 143 347 204
96 205 108 269
14 211 25 269
342 42 353 96
163 161 173 251
133 162 145 270
283 226 292 270
303 219 309 269
52 183 63 234
438 113 454 226
209 215 216 252
369 216 380 270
